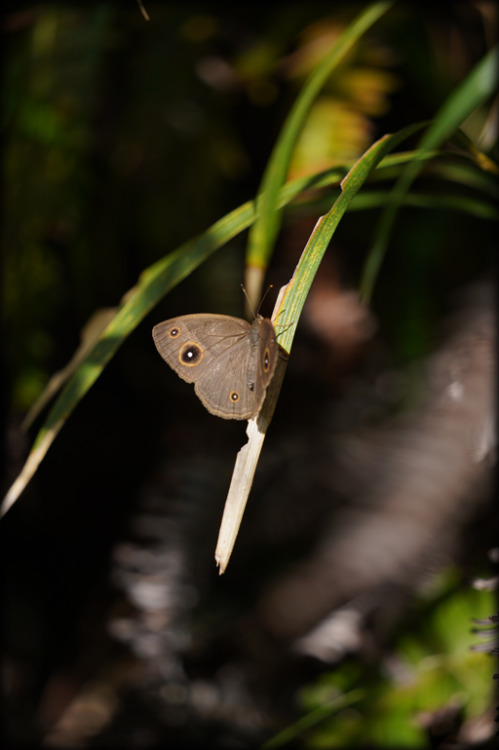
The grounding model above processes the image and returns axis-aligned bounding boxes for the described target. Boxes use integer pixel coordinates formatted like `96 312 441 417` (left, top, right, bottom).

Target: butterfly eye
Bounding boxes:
179 342 204 367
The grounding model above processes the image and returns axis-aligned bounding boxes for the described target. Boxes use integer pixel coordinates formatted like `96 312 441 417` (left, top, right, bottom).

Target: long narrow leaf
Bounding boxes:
359 45 499 303
275 123 426 354
246 1 394 275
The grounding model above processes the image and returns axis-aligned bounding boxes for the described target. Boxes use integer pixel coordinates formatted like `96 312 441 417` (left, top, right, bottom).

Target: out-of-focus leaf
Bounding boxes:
22 308 117 430
274 123 426 356
360 45 499 303
297 585 496 748
245 0 394 305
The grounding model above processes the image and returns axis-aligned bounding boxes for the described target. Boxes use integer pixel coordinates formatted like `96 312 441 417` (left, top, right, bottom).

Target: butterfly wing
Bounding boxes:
153 314 260 419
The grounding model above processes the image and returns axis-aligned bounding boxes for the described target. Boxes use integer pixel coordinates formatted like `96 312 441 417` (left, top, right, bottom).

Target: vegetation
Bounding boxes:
2 3 497 748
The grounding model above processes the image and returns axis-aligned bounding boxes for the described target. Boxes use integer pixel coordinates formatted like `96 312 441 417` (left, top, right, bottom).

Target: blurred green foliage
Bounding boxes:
291 580 496 748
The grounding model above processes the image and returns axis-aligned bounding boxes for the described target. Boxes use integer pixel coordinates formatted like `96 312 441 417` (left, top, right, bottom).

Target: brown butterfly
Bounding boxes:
152 314 277 419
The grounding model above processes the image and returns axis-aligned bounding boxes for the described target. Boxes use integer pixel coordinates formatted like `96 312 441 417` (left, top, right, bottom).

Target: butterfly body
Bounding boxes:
152 313 277 419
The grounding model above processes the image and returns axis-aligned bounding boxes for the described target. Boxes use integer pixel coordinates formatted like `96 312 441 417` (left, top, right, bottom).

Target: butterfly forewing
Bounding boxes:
153 315 249 382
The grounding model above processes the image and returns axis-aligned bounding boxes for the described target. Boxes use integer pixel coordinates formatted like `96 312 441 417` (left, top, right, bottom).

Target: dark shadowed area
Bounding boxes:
1 3 497 748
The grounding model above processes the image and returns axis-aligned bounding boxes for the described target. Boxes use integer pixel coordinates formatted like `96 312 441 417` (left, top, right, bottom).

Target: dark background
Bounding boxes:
1 3 497 748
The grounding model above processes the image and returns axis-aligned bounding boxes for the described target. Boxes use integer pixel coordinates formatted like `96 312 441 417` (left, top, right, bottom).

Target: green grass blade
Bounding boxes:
246 1 394 272
275 123 425 355
359 45 499 304
263 688 365 749
310 189 499 219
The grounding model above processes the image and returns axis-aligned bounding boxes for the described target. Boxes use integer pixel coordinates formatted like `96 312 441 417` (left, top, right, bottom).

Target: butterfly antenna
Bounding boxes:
241 283 274 319
257 284 274 315
240 284 256 318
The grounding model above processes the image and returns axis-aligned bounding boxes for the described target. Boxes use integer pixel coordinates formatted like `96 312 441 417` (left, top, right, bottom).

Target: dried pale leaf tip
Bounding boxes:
215 418 265 574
